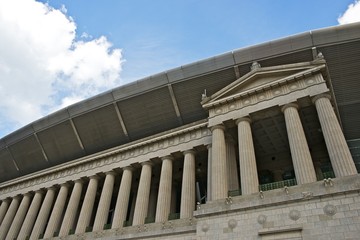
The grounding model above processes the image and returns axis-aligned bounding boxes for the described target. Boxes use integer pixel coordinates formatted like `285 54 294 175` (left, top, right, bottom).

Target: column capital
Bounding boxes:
47 186 57 191
89 175 100 180
1 198 11 203
235 116 251 125
312 93 331 104
123 166 135 172
183 149 196 155
104 170 117 176
34 189 45 195
161 155 174 161
74 179 84 184
210 124 225 132
23 192 33 197
141 161 154 167
60 182 70 188
13 195 22 200
281 102 299 112
206 144 212 149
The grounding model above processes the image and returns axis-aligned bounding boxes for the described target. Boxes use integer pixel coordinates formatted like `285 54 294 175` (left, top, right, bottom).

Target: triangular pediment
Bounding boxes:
202 61 326 108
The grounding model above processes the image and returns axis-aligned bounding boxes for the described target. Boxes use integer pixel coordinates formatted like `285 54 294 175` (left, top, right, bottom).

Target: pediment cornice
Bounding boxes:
202 60 327 109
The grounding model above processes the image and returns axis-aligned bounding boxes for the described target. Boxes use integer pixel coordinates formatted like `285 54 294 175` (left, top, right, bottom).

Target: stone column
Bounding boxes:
6 193 32 240
180 150 196 219
75 175 99 234
0 199 10 225
155 156 174 223
30 187 56 240
313 94 357 177
133 161 153 226
44 183 69 238
236 117 259 195
93 171 116 231
17 190 44 240
0 196 21 240
226 136 240 191
211 125 228 200
206 144 212 202
59 180 83 236
112 167 133 229
282 103 317 184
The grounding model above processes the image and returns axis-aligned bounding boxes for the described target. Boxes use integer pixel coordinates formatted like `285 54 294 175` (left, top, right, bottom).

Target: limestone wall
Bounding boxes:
195 174 360 240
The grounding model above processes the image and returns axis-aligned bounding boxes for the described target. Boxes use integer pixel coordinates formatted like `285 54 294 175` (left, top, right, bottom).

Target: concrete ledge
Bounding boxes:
194 174 360 218
58 218 197 240
258 224 303 235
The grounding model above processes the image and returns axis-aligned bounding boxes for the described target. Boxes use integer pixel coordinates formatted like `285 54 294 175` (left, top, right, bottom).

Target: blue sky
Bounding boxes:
0 0 359 138
42 0 358 82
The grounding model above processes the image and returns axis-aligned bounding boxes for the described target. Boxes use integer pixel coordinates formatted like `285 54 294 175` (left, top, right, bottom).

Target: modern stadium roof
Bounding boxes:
1 22 360 183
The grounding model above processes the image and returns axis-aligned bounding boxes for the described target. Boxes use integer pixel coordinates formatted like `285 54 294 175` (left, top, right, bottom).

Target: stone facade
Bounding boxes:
0 58 359 240
195 175 360 240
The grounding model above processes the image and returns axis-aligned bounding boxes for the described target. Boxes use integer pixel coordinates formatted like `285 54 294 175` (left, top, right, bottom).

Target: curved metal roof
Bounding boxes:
1 22 360 183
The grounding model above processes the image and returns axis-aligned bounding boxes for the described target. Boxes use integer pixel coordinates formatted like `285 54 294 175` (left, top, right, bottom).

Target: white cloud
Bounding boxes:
0 0 123 137
338 0 360 24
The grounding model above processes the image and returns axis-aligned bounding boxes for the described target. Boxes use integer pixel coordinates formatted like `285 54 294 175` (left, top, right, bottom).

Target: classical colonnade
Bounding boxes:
0 93 357 239
0 150 197 239
209 94 357 200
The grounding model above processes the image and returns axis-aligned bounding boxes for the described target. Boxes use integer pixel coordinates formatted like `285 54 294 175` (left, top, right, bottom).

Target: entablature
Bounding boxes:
0 120 211 199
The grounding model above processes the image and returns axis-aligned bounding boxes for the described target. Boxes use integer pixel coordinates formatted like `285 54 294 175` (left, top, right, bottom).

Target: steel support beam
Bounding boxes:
167 84 183 125
234 65 241 79
69 119 85 152
113 103 131 141
34 133 49 162
6 147 19 171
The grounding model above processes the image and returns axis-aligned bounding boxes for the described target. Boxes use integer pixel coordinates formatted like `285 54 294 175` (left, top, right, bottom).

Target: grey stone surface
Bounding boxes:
194 174 360 240
19 174 358 239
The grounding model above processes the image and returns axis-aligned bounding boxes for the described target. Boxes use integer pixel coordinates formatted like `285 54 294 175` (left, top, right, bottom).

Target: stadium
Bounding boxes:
0 22 359 239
